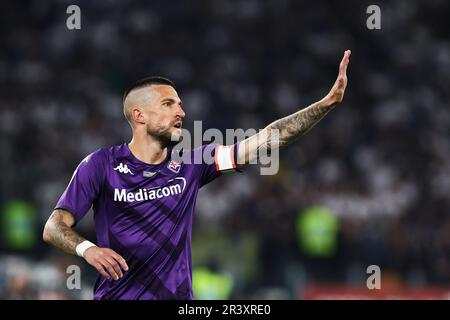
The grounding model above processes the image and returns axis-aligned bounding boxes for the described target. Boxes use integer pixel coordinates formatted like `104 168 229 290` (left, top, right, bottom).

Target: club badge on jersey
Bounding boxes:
167 160 181 173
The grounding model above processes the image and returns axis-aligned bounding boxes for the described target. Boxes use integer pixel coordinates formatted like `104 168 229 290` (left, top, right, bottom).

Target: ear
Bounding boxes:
131 107 146 125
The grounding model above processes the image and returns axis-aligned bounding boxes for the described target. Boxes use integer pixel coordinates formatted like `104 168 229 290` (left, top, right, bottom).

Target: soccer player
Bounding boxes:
43 50 351 299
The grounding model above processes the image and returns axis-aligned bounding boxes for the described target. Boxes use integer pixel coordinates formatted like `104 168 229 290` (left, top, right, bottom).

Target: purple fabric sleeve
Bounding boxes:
198 142 240 187
54 149 107 224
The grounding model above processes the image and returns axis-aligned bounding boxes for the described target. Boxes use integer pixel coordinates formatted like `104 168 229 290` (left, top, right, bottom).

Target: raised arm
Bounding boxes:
43 209 128 280
238 50 351 165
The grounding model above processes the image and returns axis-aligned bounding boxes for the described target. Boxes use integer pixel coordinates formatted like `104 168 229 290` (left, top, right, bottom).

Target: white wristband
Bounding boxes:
76 240 97 258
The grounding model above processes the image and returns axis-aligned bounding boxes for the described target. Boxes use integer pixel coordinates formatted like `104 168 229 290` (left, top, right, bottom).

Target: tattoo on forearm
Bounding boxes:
45 210 85 255
256 137 272 157
267 100 335 148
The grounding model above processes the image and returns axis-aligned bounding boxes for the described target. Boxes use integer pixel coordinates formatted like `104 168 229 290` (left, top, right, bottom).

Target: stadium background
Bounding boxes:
0 0 449 299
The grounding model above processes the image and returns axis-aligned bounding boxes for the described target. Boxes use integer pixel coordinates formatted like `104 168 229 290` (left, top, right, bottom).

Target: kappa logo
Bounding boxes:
167 160 181 173
113 163 134 175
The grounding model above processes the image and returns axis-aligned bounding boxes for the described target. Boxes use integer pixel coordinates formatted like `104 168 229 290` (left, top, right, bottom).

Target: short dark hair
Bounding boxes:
123 76 176 103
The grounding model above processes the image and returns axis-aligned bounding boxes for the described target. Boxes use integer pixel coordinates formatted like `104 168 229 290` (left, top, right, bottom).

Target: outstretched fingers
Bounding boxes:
326 50 351 105
339 50 351 76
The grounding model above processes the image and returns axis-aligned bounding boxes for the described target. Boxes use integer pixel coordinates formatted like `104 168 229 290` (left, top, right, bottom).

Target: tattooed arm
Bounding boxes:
43 209 85 255
43 209 128 280
237 50 351 165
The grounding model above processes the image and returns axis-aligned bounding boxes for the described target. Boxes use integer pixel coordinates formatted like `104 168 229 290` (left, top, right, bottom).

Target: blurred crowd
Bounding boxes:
0 0 449 299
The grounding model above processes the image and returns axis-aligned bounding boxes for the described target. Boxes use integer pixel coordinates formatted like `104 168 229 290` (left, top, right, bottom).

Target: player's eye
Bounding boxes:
162 101 171 107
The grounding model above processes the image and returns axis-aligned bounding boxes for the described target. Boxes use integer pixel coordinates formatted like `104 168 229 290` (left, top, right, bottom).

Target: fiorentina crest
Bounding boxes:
167 160 181 173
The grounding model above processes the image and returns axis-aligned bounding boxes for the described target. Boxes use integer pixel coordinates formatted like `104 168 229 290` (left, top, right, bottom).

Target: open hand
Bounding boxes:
324 50 351 106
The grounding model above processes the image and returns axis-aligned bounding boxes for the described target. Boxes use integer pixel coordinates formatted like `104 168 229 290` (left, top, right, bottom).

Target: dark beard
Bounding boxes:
147 126 183 148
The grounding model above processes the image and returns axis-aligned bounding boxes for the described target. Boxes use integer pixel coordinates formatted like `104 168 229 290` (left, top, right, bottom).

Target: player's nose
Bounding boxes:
176 103 186 118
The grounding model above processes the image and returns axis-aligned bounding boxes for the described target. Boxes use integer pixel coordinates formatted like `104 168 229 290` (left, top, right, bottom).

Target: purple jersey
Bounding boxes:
55 143 238 300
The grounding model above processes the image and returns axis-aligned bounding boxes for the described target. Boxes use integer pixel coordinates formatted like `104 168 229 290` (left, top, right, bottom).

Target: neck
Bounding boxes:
128 131 168 165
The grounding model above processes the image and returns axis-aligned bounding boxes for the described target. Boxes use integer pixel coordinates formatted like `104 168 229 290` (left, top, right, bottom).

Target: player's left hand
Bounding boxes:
324 49 351 106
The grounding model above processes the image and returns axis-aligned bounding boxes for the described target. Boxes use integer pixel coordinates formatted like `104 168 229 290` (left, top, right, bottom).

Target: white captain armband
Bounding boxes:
214 144 237 172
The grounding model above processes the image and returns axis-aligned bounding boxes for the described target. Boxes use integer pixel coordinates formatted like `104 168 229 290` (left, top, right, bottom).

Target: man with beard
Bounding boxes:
43 50 351 299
